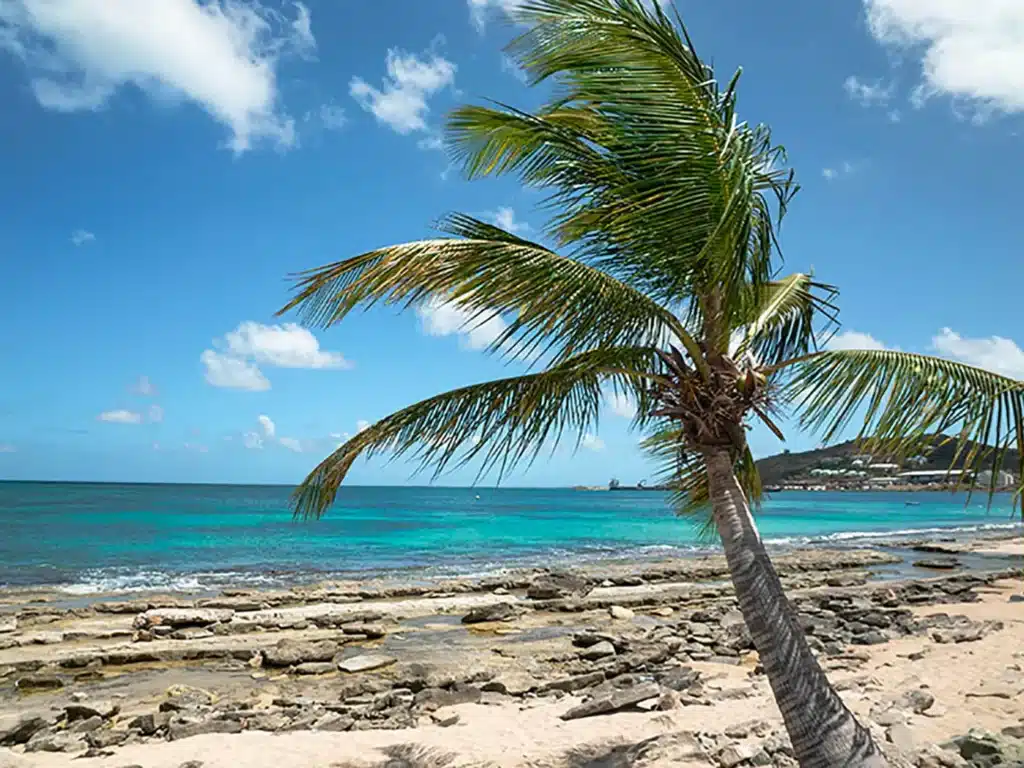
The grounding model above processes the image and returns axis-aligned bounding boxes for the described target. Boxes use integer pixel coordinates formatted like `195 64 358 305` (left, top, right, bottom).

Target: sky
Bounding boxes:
1 0 1023 487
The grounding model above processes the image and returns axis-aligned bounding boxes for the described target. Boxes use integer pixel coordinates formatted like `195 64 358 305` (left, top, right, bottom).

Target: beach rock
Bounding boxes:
900 689 935 715
526 570 592 600
461 603 521 624
718 742 761 767
160 685 217 711
0 714 49 746
560 681 661 720
64 702 119 722
1001 725 1024 739
198 597 264 611
343 622 388 639
86 729 131 749
431 711 460 728
128 712 171 736
134 608 233 629
914 559 960 570
167 716 243 741
657 667 700 692
262 639 340 667
0 617 15 634
338 654 397 673
537 672 605 694
943 730 1024 764
888 724 917 753
25 731 85 753
14 673 63 691
313 713 354 732
609 605 635 621
580 641 617 660
294 662 336 675
246 712 290 732
413 685 482 710
170 627 215 641
852 630 889 646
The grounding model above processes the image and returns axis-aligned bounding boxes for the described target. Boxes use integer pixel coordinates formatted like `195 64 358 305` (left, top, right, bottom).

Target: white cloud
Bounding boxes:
861 0 1024 118
257 414 275 438
581 433 605 452
70 228 94 246
0 0 315 153
98 409 142 424
932 328 1024 379
489 206 528 235
606 391 637 420
305 101 345 131
201 321 349 391
201 350 270 391
242 430 263 449
350 47 455 136
416 296 507 351
279 436 302 452
844 75 895 106
417 133 444 151
500 54 528 84
148 404 164 423
827 330 890 351
133 375 156 396
356 419 370 433
822 161 856 182
0 444 15 453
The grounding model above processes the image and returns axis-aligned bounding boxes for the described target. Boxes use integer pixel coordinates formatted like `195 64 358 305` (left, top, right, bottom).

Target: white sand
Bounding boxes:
19 578 1023 768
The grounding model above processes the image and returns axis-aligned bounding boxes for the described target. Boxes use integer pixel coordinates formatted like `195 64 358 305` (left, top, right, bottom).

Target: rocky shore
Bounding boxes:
1 545 1022 768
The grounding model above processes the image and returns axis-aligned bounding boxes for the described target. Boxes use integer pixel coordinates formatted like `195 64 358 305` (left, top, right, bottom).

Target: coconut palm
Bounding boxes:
277 1 1024 765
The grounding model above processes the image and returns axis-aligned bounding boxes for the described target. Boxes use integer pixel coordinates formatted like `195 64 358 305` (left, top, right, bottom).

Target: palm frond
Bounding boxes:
734 273 839 367
784 350 1024 509
445 0 797 322
277 215 692 366
641 422 763 537
292 346 661 519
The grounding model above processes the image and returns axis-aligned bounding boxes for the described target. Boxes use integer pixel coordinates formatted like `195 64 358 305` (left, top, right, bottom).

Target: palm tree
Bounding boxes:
277 1 1024 764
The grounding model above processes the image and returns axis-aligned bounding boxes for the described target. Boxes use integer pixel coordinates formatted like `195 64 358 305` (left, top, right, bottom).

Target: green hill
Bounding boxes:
754 436 1020 487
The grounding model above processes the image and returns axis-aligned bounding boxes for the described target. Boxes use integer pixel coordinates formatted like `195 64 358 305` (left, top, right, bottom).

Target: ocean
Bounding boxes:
0 482 1020 594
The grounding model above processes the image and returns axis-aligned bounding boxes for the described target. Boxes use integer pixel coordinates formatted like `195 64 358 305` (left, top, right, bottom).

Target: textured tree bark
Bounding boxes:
704 447 889 768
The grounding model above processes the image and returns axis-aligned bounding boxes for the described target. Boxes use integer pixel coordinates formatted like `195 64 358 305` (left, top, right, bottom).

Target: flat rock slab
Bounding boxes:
338 654 397 673
560 681 662 720
134 608 233 629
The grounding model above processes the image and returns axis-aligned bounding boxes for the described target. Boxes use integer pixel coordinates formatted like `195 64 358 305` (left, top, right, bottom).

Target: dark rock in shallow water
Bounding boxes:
914 558 960 570
461 603 521 624
526 570 592 600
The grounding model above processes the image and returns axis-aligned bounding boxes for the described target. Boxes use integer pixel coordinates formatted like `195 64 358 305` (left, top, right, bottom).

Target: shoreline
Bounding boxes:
2 523 1021 601
0 532 1021 767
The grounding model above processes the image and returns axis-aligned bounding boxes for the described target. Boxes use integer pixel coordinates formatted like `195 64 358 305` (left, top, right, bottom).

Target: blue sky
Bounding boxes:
1 0 1023 487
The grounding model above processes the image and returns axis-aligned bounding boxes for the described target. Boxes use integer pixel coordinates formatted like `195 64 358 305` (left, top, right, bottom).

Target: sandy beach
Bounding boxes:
1 542 1022 768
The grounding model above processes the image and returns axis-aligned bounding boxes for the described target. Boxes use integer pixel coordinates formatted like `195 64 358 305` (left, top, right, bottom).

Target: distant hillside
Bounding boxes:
755 436 1021 487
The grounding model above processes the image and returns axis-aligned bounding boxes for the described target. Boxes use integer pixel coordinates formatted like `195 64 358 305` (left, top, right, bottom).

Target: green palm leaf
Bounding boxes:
784 350 1024 507
735 273 839 367
291 346 661 519
640 423 763 530
277 215 693 366
446 0 797 333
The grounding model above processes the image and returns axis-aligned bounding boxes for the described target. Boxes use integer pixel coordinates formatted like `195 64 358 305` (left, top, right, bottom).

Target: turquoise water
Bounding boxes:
0 482 1019 593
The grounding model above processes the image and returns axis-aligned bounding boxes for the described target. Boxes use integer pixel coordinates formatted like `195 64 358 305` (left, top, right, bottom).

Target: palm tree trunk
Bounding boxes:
703 447 889 768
